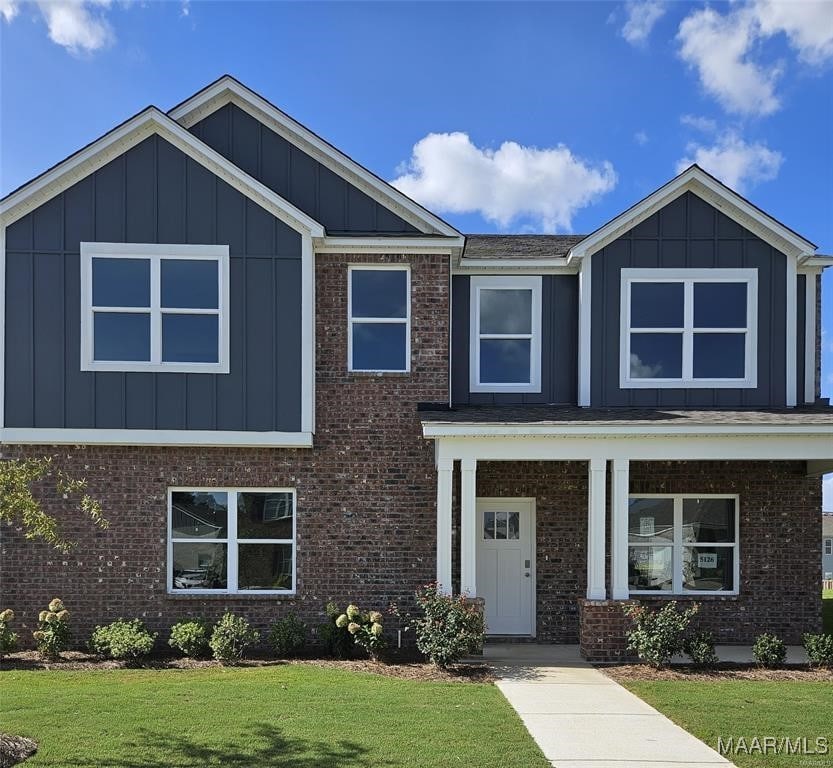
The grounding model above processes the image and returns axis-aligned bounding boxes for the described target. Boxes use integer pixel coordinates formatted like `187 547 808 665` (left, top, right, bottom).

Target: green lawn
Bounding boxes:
1 665 549 768
823 589 832 634
620 680 832 768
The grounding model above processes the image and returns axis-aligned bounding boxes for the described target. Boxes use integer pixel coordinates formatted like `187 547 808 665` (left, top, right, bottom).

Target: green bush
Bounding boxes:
209 612 259 663
683 631 719 667
398 583 485 669
752 632 787 668
318 601 354 659
0 608 18 658
333 604 387 661
33 598 71 660
802 633 833 668
623 601 700 669
168 619 211 658
268 614 307 658
90 618 157 660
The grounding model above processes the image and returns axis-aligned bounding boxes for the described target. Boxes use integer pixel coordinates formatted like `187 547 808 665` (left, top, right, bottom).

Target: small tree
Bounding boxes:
0 457 106 552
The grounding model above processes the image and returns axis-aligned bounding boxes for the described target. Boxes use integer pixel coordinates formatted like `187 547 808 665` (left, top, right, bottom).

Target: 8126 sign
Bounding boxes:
697 553 718 569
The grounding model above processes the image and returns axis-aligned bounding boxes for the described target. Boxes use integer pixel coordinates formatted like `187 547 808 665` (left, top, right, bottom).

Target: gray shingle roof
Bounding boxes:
462 234 586 260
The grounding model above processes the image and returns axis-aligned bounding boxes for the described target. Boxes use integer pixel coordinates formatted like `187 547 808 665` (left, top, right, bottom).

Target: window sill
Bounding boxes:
347 371 411 378
166 592 297 599
628 592 739 599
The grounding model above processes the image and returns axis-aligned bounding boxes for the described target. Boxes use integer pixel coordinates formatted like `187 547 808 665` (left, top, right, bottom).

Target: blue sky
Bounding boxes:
2 1 832 501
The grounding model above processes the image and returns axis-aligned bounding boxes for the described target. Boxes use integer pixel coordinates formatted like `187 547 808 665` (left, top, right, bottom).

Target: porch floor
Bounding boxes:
484 643 734 768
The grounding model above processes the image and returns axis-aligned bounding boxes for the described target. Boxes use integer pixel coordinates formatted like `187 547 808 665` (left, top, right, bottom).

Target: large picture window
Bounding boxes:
168 488 296 594
470 275 542 393
81 242 230 373
348 266 410 372
628 495 739 595
620 268 757 388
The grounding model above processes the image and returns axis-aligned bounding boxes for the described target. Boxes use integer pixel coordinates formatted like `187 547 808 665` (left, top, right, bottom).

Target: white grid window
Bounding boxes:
825 538 832 556
620 268 757 389
81 242 230 374
168 488 296 594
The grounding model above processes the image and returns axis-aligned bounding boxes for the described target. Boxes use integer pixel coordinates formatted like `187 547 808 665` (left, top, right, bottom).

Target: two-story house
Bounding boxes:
2 76 832 660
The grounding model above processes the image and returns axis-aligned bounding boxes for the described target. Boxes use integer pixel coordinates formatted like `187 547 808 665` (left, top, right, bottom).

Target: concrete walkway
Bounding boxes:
485 644 735 768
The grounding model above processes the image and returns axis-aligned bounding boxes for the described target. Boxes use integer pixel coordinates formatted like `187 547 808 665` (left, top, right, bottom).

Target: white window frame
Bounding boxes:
620 268 758 389
167 487 296 595
347 264 411 373
80 242 230 374
469 275 542 393
628 493 740 597
824 538 832 556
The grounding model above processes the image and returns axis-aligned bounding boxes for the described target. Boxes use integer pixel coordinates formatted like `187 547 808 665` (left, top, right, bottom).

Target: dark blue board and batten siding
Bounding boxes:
189 103 420 234
4 134 303 432
590 191 788 407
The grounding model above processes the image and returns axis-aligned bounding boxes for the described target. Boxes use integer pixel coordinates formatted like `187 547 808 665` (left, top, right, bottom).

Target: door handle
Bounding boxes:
525 573 530 578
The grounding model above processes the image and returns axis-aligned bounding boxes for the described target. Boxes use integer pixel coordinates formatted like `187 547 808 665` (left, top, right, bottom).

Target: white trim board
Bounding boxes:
168 76 462 238
317 236 464 255
0 428 313 448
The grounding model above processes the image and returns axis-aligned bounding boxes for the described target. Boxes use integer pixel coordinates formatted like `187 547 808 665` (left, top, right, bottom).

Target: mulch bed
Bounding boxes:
0 733 37 768
0 651 492 683
602 663 833 682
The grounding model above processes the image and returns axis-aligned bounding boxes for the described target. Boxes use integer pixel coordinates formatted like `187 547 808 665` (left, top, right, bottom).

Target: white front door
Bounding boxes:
476 498 535 636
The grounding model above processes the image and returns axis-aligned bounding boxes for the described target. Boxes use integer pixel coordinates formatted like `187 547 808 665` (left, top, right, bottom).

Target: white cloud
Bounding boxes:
752 0 833 65
180 0 189 18
824 473 833 512
621 0 667 46
0 0 18 23
634 130 649 145
35 0 114 54
391 132 617 232
676 132 783 193
680 114 717 134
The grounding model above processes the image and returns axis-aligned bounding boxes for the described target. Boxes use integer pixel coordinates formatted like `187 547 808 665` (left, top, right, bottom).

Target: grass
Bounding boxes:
1 664 549 768
823 588 832 634
620 680 832 768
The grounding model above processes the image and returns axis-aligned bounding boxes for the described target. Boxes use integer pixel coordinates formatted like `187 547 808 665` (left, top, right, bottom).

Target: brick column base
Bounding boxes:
577 598 639 662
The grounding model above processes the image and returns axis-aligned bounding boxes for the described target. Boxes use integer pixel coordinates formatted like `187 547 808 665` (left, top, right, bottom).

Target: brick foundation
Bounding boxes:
578 599 639 662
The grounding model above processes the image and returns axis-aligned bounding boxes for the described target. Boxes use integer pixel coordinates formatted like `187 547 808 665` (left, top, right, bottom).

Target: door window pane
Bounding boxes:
629 498 674 543
238 543 293 590
162 314 219 363
694 283 746 328
682 498 735 543
351 270 407 318
630 283 684 328
93 312 150 361
92 258 150 307
161 259 218 309
480 339 531 384
351 323 407 371
237 492 294 539
483 511 495 539
628 546 673 591
171 491 228 538
172 543 227 590
507 512 520 540
479 289 532 334
683 547 734 591
629 333 683 378
693 333 746 378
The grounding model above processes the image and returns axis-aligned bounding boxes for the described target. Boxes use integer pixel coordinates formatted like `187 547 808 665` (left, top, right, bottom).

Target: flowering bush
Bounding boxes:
169 619 211 658
90 618 157 660
333 604 386 660
752 632 786 668
268 614 307 657
209 612 259 663
32 598 71 660
623 601 700 669
396 583 485 668
0 608 18 658
318 601 354 659
803 633 833 668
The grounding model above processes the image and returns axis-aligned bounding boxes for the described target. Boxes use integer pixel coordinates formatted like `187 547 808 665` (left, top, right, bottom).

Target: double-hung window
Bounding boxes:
348 265 410 372
168 488 296 594
621 268 757 388
81 242 230 373
470 275 542 392
825 538 833 556
628 495 739 595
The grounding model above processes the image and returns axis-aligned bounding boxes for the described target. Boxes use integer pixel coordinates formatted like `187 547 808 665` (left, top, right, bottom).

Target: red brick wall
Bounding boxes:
0 252 449 648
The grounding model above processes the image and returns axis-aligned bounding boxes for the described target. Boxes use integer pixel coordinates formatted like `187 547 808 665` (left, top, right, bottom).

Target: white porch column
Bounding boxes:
587 458 607 599
436 458 453 595
460 458 478 596
611 459 630 599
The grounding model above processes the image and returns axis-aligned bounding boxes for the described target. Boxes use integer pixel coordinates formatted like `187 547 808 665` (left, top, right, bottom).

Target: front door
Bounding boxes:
476 498 535 636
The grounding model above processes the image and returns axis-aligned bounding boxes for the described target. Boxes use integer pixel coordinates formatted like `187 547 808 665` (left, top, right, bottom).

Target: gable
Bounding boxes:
189 103 420 235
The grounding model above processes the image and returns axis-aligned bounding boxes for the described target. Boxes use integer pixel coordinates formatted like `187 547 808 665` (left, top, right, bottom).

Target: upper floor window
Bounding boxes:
470 275 542 393
348 265 410 373
620 268 757 389
80 243 230 374
825 538 833 556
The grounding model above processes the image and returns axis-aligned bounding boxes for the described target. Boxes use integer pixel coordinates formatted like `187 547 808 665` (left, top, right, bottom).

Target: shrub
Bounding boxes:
683 631 719 667
333 605 386 661
397 583 485 669
0 608 18 658
802 633 833 668
268 614 307 658
623 601 700 669
209 612 259 663
169 619 211 658
32 598 71 660
318 601 355 659
90 619 157 660
752 632 787 668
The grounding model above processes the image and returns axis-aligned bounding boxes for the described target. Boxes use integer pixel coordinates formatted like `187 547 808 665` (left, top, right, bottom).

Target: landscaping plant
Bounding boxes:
751 632 787 668
318 602 354 659
209 612 259 663
623 601 700 669
0 608 18 658
683 631 719 667
168 619 211 658
268 614 307 658
334 604 386 661
32 598 71 660
802 632 833 668
90 618 157 661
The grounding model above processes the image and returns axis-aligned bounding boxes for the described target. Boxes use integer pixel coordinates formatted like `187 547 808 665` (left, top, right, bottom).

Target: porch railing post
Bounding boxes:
436 457 453 595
